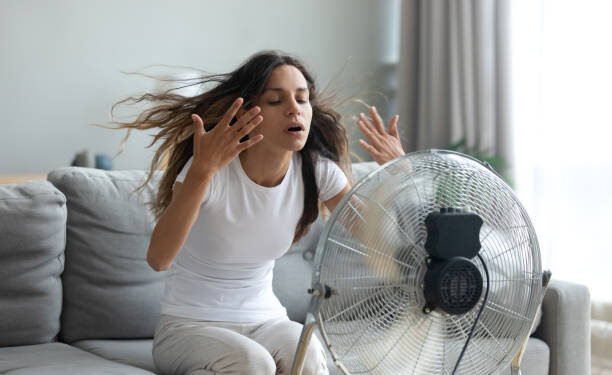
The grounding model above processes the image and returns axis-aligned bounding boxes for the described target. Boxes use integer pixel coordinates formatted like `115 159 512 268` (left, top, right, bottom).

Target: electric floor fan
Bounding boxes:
291 150 550 375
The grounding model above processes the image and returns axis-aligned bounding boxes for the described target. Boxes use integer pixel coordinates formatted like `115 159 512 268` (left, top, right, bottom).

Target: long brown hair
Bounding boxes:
110 50 351 242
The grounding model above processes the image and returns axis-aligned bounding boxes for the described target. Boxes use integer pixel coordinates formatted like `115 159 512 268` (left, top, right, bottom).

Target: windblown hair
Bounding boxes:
110 50 351 242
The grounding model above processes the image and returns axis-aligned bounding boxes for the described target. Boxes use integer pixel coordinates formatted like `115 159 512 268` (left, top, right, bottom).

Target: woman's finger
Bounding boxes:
358 112 375 132
356 118 375 141
357 118 383 149
235 106 261 132
237 115 263 138
238 106 261 124
237 134 264 152
192 114 204 155
192 113 205 130
389 115 399 138
369 106 386 135
220 97 244 127
358 139 379 156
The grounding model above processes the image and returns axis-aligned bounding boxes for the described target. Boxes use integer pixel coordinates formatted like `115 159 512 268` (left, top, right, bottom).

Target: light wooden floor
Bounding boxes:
0 174 48 184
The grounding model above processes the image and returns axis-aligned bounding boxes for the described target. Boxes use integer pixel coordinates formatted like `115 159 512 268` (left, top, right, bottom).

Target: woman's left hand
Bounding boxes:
357 106 405 165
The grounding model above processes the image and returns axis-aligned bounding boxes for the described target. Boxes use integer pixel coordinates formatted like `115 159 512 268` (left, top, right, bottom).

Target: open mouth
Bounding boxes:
286 125 304 134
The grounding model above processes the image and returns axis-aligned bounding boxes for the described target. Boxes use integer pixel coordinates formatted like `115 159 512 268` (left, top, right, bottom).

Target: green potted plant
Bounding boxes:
447 139 513 187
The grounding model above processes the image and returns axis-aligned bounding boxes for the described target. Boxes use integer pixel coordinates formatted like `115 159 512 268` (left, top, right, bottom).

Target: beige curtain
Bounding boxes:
396 0 512 175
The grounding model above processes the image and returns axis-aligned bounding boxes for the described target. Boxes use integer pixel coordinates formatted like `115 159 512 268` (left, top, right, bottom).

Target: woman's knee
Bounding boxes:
153 338 276 375
232 344 277 375
152 322 276 375
257 320 328 375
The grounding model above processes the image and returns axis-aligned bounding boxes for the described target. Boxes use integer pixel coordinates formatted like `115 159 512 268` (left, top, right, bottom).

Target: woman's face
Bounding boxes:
249 64 313 152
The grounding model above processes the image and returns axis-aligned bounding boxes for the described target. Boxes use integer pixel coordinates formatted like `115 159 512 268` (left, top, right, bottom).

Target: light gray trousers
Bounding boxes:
152 314 329 375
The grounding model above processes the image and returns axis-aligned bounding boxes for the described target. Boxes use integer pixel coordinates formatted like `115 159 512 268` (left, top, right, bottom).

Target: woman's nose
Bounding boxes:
286 99 301 116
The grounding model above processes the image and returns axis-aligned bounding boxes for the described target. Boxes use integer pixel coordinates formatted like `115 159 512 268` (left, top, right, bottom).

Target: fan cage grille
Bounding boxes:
313 150 542 375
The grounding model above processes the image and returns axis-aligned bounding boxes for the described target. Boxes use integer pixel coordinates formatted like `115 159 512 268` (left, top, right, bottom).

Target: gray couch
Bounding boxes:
0 163 590 374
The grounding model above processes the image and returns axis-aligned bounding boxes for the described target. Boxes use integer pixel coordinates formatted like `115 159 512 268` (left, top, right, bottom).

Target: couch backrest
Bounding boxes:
0 181 66 346
48 167 164 343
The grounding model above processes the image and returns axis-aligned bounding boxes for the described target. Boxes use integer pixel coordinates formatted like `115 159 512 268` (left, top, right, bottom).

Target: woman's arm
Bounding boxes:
323 183 352 213
146 172 212 271
323 106 404 214
318 107 405 242
146 97 264 271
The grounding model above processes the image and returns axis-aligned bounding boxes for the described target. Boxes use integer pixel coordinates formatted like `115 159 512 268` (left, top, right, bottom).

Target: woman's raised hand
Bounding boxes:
190 97 263 178
357 106 405 165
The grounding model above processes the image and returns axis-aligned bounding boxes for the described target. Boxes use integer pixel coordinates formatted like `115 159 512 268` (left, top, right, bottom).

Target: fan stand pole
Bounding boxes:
510 362 523 375
291 292 325 375
291 312 318 375
510 315 536 375
510 271 552 375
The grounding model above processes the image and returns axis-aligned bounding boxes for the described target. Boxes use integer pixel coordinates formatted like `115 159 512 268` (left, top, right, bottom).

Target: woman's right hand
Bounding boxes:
190 97 263 178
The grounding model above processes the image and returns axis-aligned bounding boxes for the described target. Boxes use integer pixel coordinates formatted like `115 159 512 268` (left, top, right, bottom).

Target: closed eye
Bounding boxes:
267 99 308 105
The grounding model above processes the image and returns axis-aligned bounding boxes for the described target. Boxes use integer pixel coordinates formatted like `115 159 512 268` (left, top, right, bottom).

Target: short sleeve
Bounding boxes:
315 157 348 202
173 156 213 204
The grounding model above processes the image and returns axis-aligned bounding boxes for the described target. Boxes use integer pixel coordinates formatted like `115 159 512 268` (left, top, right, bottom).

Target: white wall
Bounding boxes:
0 0 400 173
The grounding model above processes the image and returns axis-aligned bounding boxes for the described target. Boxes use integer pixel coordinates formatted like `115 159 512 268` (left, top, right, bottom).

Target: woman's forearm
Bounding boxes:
146 170 213 271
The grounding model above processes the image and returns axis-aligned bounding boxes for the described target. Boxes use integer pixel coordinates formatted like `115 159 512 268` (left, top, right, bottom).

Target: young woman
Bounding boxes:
114 50 404 375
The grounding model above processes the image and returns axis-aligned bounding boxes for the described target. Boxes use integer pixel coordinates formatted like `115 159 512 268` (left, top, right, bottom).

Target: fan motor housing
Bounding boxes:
423 208 484 315
424 257 483 315
425 208 483 259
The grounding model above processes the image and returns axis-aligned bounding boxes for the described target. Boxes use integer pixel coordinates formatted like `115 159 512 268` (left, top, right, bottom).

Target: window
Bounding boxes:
511 0 612 302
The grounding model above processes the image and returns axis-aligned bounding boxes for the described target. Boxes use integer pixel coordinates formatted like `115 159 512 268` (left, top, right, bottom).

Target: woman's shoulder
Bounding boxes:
295 151 338 165
315 154 341 172
294 152 344 174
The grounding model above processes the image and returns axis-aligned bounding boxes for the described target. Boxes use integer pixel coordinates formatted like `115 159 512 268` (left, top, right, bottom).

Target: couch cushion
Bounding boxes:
351 161 379 184
273 252 315 324
48 167 164 343
512 337 550 375
0 181 66 347
534 279 591 375
71 339 157 374
0 342 154 374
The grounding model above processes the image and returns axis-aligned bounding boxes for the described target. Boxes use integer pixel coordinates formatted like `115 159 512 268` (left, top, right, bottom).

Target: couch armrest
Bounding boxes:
533 279 591 375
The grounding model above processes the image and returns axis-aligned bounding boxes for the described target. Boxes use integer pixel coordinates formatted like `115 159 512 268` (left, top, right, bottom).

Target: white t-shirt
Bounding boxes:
160 152 348 322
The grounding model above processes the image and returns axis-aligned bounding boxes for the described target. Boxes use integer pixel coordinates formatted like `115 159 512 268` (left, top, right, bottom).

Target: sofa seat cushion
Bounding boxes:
0 181 66 347
71 339 157 374
48 167 164 343
0 342 154 374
